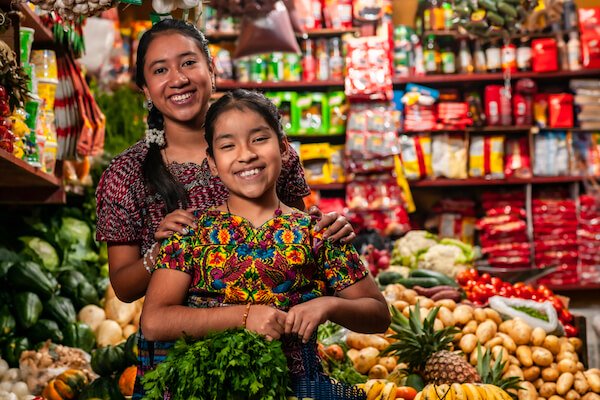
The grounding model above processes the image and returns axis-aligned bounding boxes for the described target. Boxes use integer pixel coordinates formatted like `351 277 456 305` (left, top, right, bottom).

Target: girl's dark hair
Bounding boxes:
205 89 284 158
136 19 213 212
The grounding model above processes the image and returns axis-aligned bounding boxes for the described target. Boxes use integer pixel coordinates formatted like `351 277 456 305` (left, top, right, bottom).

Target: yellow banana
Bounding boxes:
481 384 503 400
367 379 386 400
378 382 398 400
473 383 489 400
435 384 452 400
461 383 481 400
452 383 465 400
414 391 424 400
428 384 440 400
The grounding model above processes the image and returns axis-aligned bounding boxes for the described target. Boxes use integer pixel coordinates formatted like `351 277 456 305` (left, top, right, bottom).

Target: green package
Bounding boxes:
327 91 347 135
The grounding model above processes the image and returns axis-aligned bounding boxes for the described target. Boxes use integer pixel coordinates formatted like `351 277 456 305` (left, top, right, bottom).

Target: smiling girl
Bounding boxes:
140 89 390 399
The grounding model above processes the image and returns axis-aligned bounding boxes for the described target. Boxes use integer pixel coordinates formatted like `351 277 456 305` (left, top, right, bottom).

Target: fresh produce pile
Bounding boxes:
390 231 475 278
315 276 600 400
453 0 538 37
456 269 577 337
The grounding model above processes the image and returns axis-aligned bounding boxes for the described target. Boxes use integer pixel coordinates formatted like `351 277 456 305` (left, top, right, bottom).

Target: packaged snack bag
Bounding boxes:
469 135 505 179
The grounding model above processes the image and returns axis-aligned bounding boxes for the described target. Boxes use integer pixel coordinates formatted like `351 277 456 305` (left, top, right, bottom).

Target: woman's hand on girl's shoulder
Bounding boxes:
154 208 198 240
308 206 356 244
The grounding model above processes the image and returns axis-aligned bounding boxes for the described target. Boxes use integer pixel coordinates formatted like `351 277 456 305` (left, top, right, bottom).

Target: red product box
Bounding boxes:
532 39 558 72
484 85 512 126
581 33 600 69
548 94 574 128
513 93 532 126
579 8 600 35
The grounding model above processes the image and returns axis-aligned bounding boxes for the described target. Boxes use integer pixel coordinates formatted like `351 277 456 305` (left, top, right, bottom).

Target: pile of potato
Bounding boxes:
361 284 600 399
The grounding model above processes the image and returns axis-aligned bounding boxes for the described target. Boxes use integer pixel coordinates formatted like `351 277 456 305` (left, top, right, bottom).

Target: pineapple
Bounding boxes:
476 345 523 398
381 302 481 385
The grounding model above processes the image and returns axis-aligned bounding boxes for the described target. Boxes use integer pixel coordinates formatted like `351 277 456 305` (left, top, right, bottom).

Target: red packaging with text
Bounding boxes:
532 39 558 72
548 94 574 128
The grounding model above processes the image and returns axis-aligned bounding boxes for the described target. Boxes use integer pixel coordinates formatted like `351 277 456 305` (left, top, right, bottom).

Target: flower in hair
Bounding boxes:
145 128 166 147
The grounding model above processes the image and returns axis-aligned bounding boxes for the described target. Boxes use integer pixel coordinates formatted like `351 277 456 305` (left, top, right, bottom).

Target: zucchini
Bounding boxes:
393 277 441 288
8 261 58 299
498 2 518 18
29 319 64 344
44 295 77 327
487 11 505 26
409 269 459 287
14 291 43 329
377 270 405 286
479 0 497 12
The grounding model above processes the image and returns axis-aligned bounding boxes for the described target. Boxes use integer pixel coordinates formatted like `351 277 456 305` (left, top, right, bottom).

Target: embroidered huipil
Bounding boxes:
155 210 369 399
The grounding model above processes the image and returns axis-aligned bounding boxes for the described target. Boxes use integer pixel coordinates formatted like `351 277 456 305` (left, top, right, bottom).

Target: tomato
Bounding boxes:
564 324 578 337
513 282 525 289
0 85 6 101
560 309 573 323
456 271 470 286
552 297 565 311
397 386 418 400
490 277 503 288
480 273 492 284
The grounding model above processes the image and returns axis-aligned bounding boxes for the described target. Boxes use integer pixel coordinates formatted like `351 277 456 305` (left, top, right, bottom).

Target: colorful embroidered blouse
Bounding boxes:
154 210 368 310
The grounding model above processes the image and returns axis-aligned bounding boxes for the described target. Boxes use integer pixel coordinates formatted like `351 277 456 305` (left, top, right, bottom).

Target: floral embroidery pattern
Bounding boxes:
154 210 368 310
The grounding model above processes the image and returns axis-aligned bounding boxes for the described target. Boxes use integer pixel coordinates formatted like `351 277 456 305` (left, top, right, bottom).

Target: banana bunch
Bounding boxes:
356 379 398 400
415 383 513 400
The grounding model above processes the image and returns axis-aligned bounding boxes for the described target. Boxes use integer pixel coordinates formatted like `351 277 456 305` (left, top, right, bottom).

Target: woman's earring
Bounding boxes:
145 127 166 147
146 98 154 110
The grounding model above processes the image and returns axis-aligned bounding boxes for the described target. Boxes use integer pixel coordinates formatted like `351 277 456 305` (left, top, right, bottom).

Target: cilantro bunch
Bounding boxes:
142 329 290 400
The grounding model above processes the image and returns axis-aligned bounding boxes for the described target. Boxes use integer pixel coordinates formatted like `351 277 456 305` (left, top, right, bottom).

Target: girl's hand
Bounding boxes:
285 297 333 343
154 209 198 240
308 206 355 244
245 305 287 341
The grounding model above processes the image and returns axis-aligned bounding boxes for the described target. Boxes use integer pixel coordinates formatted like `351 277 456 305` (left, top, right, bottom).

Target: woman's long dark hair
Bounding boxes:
204 89 284 158
136 19 212 212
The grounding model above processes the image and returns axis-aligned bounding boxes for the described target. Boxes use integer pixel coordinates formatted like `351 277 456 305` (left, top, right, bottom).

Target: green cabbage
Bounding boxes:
19 236 60 271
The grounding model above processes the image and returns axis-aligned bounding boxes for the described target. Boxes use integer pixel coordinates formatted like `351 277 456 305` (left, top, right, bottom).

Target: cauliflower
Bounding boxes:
418 244 469 277
391 230 438 268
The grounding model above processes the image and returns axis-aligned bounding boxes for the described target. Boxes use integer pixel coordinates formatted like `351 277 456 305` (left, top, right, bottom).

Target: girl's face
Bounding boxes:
208 107 286 202
142 32 214 127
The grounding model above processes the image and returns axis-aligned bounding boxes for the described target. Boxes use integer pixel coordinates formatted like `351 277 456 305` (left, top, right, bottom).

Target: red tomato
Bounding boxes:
490 277 503 288
397 386 418 400
480 273 492 284
564 324 578 337
560 309 573 323
456 271 470 286
514 282 525 289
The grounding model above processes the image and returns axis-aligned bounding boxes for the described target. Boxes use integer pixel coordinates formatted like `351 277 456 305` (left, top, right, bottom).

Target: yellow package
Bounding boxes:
469 135 505 179
300 143 332 185
399 134 433 180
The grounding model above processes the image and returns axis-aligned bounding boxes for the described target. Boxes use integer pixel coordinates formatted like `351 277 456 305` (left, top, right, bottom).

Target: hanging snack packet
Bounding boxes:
469 135 505 179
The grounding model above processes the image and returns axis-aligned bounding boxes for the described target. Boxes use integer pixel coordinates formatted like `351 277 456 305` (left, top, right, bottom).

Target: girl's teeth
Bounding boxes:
239 168 259 177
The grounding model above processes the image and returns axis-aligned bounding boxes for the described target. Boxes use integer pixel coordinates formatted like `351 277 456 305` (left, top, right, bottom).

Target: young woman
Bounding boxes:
95 19 355 399
141 89 390 399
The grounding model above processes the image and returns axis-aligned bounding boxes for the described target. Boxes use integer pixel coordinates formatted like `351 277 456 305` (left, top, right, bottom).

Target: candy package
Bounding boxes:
505 137 532 179
344 36 393 101
399 134 432 180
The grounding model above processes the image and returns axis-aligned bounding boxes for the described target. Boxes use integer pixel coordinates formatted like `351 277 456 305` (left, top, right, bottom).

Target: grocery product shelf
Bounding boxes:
393 68 600 85
216 79 345 90
19 4 54 44
409 176 583 187
0 150 65 203
206 28 359 42
547 283 600 292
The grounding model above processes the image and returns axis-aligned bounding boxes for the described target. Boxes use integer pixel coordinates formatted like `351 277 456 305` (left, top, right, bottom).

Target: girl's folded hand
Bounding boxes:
245 305 287 341
285 297 333 343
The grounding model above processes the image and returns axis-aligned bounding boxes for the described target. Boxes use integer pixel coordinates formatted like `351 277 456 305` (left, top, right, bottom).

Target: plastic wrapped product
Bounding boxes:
399 134 432 180
469 135 505 179
488 296 563 335
432 133 468 179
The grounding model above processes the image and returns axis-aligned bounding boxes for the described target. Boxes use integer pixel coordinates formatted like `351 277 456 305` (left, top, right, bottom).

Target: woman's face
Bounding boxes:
208 107 286 201
142 32 214 127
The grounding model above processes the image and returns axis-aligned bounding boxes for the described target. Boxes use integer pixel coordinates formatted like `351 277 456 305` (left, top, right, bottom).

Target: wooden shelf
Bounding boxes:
409 176 583 188
393 68 600 85
547 283 600 292
422 30 575 40
216 79 344 91
18 4 53 44
310 183 346 191
0 150 65 204
206 28 358 42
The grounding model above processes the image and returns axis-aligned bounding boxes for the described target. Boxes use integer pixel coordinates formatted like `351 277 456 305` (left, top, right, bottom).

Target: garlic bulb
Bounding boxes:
152 0 177 14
